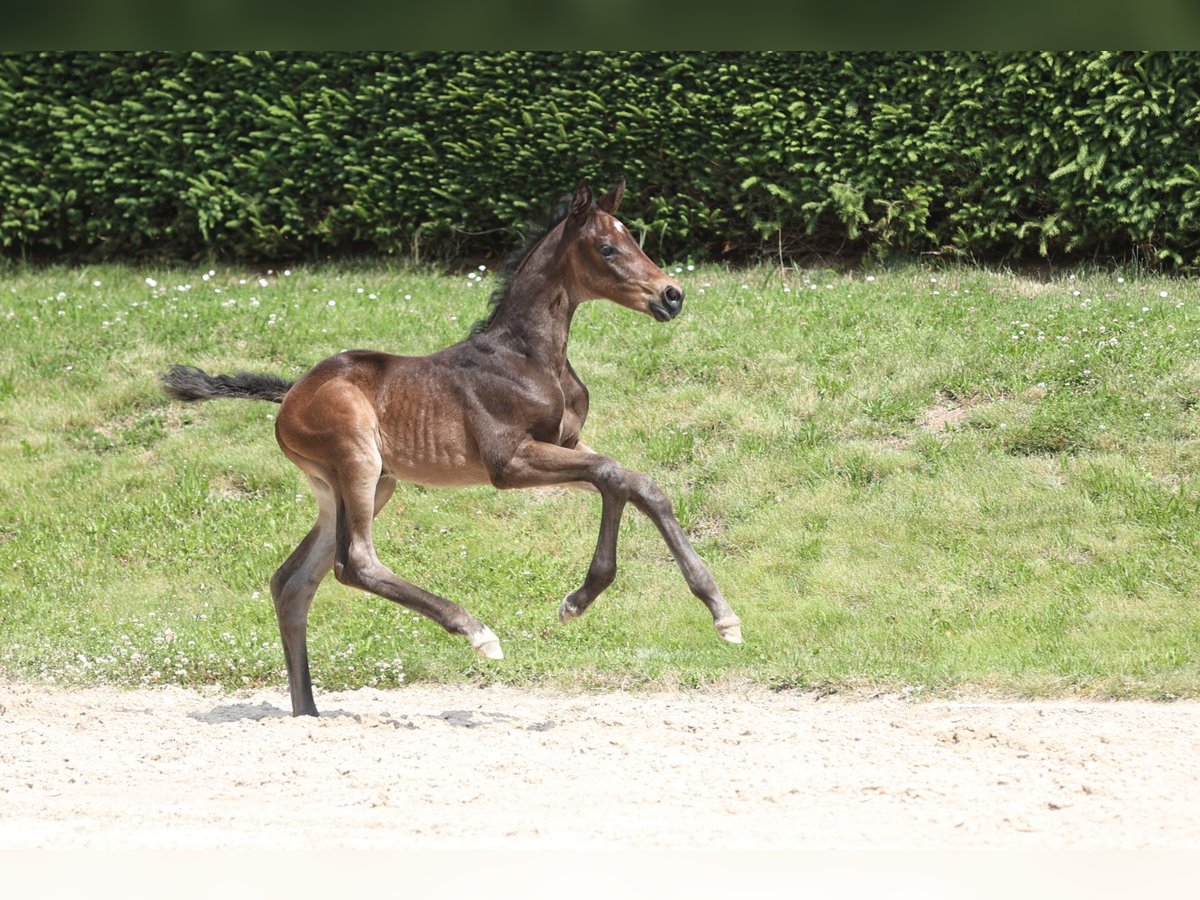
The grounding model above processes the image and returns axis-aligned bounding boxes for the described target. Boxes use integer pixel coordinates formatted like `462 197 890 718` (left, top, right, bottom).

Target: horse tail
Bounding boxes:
160 364 294 405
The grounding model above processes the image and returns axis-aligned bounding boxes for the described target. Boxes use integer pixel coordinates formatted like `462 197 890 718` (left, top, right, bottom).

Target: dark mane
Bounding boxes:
468 200 569 337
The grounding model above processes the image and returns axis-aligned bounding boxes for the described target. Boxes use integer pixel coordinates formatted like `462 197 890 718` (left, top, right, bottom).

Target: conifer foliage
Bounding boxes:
2 52 1197 266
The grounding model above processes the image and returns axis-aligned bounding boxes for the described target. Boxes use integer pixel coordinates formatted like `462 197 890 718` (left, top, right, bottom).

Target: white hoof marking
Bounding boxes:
715 618 744 644
559 596 582 622
470 625 504 660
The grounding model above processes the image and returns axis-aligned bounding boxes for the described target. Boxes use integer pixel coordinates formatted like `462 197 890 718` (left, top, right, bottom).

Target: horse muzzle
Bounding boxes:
649 285 684 322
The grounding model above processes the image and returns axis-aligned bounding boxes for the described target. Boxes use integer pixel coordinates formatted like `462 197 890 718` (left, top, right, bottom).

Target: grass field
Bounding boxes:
1 261 1198 698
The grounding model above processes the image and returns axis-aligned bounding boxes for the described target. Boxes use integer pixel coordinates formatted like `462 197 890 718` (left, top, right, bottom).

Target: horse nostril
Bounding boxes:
651 285 684 321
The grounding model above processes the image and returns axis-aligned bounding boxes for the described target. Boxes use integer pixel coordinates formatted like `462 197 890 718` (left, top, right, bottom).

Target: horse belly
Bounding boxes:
379 405 489 488
389 456 489 488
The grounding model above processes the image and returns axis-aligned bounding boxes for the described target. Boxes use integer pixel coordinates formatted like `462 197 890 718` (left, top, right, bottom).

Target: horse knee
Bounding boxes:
591 456 629 497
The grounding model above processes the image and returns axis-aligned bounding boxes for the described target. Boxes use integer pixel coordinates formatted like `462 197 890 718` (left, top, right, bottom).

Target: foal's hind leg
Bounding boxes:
270 475 336 717
331 460 503 659
271 474 400 716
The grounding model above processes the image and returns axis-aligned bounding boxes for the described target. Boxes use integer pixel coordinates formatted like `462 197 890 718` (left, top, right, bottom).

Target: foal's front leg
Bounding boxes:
493 439 743 643
559 488 625 622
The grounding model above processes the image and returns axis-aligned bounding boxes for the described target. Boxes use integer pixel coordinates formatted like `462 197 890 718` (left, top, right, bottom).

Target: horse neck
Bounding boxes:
485 243 578 373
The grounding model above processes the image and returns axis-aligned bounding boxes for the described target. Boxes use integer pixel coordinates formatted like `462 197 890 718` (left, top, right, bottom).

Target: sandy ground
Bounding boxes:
1 680 1198 851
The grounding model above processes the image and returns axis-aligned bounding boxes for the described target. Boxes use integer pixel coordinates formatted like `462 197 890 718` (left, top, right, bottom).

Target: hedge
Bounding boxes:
2 51 1199 266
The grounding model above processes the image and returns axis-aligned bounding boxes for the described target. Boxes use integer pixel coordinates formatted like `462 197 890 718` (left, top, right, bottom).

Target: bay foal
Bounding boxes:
163 180 742 716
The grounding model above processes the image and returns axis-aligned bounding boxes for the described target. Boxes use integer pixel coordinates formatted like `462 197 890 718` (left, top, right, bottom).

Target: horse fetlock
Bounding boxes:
714 615 744 644
469 623 504 660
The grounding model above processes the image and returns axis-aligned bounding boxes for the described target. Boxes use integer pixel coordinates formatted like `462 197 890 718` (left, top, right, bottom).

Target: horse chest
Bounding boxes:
555 367 589 447
521 375 587 448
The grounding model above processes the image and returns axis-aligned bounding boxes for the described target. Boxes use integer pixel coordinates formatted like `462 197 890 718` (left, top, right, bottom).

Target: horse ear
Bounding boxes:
569 180 593 221
596 178 625 214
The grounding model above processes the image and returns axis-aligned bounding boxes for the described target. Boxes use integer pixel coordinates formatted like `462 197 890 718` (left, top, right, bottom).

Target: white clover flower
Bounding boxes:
327 300 336 307
1159 290 1168 298
865 275 876 282
145 277 157 287
283 269 292 277
92 279 101 287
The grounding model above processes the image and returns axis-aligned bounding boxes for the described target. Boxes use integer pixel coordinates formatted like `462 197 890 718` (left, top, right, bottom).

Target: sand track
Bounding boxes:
2 681 1198 849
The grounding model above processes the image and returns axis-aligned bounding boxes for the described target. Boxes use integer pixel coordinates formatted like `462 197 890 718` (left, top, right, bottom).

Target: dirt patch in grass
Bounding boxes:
917 403 971 433
915 391 994 434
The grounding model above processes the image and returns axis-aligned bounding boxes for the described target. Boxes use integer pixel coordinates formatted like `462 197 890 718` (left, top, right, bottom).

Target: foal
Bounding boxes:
163 180 742 716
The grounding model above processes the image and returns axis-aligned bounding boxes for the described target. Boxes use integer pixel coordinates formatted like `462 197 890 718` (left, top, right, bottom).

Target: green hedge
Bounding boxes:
2 51 1199 266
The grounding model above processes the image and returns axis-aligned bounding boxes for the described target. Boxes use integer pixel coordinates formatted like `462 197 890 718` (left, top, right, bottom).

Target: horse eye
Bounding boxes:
599 244 616 258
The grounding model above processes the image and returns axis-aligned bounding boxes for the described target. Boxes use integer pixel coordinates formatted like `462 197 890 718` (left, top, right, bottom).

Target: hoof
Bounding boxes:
470 625 504 660
559 595 583 623
715 617 743 644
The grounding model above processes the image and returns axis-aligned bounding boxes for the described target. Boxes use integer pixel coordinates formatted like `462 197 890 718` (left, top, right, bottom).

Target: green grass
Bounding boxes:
1 262 1198 698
